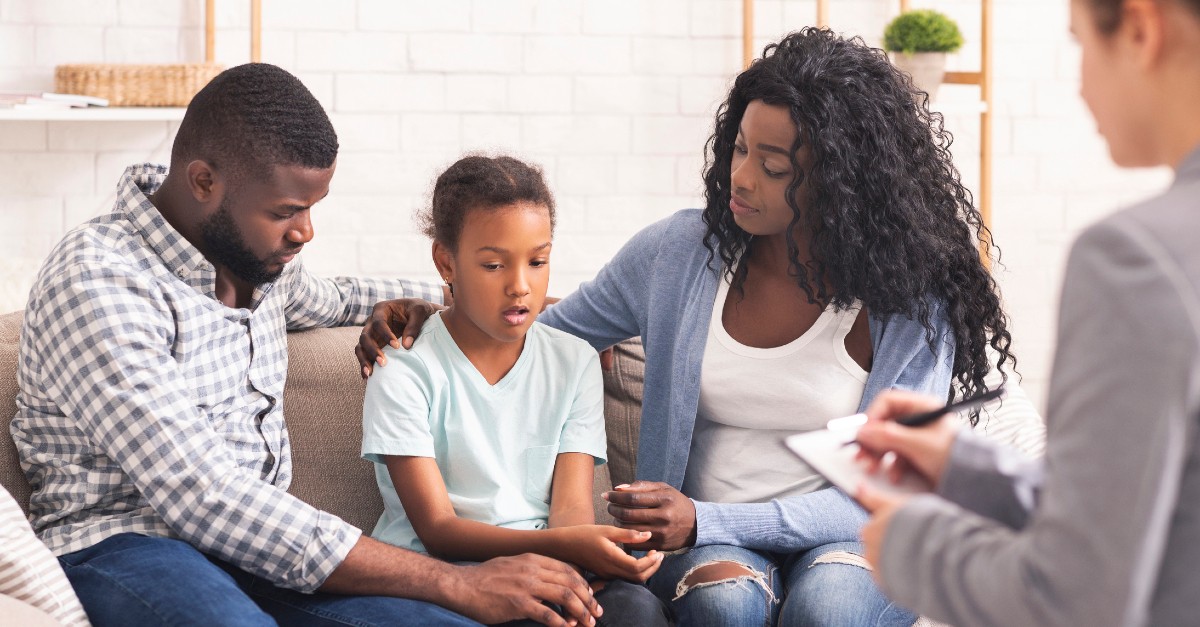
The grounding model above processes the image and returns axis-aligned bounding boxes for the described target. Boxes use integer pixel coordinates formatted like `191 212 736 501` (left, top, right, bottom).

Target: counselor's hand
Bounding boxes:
603 481 697 551
355 298 443 378
855 482 913 586
855 389 961 488
448 554 601 627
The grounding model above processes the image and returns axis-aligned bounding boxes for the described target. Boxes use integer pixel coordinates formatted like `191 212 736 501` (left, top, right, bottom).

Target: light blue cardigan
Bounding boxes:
539 209 955 553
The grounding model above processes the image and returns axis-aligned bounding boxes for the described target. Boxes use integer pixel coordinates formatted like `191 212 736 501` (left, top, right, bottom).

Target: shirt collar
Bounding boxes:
1175 143 1200 185
118 163 213 281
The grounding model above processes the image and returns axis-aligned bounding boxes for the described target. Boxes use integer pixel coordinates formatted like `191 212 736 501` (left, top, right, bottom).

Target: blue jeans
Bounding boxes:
646 542 916 627
58 533 479 626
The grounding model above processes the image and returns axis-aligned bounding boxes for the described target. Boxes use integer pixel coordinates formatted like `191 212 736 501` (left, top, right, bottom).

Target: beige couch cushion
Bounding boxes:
281 325 384 533
0 311 27 514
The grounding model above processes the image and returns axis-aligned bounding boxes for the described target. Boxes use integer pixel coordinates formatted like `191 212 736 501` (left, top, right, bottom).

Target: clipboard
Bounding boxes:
784 415 931 497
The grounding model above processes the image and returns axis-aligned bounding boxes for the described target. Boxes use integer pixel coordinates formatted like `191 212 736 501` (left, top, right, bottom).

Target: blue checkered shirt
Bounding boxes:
10 163 442 592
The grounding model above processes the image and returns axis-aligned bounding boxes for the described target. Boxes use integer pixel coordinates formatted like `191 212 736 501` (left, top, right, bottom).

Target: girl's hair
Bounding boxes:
700 28 1014 423
419 154 556 251
1088 0 1200 34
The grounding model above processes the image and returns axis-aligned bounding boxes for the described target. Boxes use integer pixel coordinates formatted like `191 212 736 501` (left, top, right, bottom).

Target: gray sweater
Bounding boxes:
881 145 1200 627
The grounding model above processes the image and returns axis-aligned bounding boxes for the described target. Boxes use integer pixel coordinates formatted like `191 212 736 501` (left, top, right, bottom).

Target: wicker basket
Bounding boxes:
52 1 261 107
54 64 225 107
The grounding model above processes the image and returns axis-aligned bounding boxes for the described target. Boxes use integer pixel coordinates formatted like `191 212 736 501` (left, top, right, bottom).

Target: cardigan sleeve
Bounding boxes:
539 213 674 350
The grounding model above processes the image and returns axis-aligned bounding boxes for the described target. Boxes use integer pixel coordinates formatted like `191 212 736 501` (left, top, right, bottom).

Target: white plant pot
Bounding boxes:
890 51 947 101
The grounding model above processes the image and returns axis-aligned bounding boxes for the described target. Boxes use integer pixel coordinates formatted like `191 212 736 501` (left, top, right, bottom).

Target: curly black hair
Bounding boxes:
171 63 338 183
701 28 1014 423
419 154 556 252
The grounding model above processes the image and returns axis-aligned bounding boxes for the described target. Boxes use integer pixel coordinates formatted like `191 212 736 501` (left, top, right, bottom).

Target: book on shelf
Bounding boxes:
0 92 109 109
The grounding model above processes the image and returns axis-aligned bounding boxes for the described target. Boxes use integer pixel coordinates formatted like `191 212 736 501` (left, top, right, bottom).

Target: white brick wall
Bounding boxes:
0 0 1175 412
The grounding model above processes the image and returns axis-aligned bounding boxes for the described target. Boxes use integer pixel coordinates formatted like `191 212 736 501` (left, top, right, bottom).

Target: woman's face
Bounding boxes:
1071 0 1155 166
729 100 812 237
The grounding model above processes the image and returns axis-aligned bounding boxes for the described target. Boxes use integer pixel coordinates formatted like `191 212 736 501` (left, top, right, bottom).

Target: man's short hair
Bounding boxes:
171 63 338 181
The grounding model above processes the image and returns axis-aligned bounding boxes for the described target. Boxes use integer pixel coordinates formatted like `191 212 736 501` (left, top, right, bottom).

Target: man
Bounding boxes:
11 63 598 627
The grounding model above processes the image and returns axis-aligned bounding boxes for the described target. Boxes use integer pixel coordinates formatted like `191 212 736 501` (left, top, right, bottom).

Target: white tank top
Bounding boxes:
682 273 868 504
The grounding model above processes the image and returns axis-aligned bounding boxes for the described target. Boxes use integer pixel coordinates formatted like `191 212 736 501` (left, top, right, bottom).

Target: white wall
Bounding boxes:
0 0 1173 411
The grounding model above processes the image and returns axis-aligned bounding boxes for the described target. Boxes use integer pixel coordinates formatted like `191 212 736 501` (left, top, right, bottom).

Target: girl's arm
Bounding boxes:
547 453 599 528
384 455 660 581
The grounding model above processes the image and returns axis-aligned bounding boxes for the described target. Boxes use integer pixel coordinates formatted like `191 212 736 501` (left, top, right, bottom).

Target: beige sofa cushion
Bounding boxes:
0 311 27 513
281 325 384 533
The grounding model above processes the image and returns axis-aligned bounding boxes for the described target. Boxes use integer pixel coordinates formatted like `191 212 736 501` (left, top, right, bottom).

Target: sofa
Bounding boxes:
2 306 1029 625
0 309 647 620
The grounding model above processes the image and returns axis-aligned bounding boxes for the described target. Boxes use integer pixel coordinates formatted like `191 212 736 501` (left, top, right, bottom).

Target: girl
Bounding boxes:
857 0 1200 625
360 155 670 626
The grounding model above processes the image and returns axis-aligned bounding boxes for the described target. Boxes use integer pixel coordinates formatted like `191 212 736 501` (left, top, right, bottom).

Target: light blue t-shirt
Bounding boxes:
361 311 607 553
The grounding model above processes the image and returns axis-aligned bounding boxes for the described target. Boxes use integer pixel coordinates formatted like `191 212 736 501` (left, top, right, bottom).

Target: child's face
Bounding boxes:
438 201 553 345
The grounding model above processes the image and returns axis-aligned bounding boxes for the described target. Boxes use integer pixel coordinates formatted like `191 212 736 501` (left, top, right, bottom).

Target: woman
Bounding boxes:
855 0 1200 625
361 29 1016 625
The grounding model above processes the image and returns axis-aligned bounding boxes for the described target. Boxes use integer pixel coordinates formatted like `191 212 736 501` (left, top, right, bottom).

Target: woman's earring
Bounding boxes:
443 277 453 297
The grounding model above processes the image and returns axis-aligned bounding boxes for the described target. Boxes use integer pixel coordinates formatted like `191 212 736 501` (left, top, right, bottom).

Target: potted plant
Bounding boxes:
883 9 964 100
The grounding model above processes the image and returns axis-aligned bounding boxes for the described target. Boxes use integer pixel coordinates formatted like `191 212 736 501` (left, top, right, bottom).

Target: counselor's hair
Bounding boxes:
419 154 556 252
1088 0 1200 33
700 28 1015 421
171 63 338 181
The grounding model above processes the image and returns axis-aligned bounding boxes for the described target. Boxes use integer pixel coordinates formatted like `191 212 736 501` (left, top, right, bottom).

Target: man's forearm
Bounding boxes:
320 535 462 603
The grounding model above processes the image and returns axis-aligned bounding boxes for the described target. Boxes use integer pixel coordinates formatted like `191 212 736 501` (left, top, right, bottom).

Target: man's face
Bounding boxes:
199 163 335 285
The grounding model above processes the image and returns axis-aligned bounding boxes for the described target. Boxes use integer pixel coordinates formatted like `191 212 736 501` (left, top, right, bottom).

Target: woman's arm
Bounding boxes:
384 456 659 581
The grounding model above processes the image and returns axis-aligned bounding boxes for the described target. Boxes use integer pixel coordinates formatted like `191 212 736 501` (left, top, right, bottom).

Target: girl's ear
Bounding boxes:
432 240 455 284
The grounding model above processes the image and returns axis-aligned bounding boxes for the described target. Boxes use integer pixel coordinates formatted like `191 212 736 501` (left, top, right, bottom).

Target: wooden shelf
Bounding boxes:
0 107 186 122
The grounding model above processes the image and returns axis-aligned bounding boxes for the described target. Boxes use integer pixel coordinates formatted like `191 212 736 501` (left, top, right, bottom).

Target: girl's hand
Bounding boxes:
552 525 664 582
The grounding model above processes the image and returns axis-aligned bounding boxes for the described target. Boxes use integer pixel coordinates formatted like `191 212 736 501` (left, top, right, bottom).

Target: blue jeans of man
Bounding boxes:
646 542 916 627
58 533 479 626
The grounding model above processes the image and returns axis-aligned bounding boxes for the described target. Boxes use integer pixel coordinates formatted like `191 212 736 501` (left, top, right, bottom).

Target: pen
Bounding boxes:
895 385 1006 428
840 385 1006 447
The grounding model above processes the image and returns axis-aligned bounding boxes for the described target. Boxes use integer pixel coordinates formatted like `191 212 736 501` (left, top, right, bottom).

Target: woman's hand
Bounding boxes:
355 298 443 378
855 389 961 488
603 481 697 551
551 525 664 582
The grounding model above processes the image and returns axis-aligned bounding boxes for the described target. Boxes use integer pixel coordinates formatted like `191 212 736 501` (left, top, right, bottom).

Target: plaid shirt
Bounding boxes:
10 164 442 592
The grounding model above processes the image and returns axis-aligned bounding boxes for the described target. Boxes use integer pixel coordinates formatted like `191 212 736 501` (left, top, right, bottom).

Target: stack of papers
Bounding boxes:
0 92 109 109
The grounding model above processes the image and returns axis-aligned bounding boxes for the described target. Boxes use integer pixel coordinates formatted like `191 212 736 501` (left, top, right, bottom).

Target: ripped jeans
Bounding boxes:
646 542 916 627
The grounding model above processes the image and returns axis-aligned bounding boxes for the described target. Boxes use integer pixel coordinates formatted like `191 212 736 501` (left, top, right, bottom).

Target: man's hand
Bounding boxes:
447 554 602 627
550 525 664 582
856 482 911 586
855 389 961 488
602 481 697 551
355 298 442 378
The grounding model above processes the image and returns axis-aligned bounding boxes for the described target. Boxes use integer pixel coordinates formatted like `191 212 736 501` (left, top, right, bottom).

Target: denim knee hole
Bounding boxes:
808 550 873 571
674 560 777 605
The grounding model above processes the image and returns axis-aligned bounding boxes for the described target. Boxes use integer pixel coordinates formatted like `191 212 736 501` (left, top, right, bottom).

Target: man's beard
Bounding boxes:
199 200 286 286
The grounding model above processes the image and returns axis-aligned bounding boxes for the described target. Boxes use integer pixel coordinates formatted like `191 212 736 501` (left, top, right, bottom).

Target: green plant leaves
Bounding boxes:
883 9 965 54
